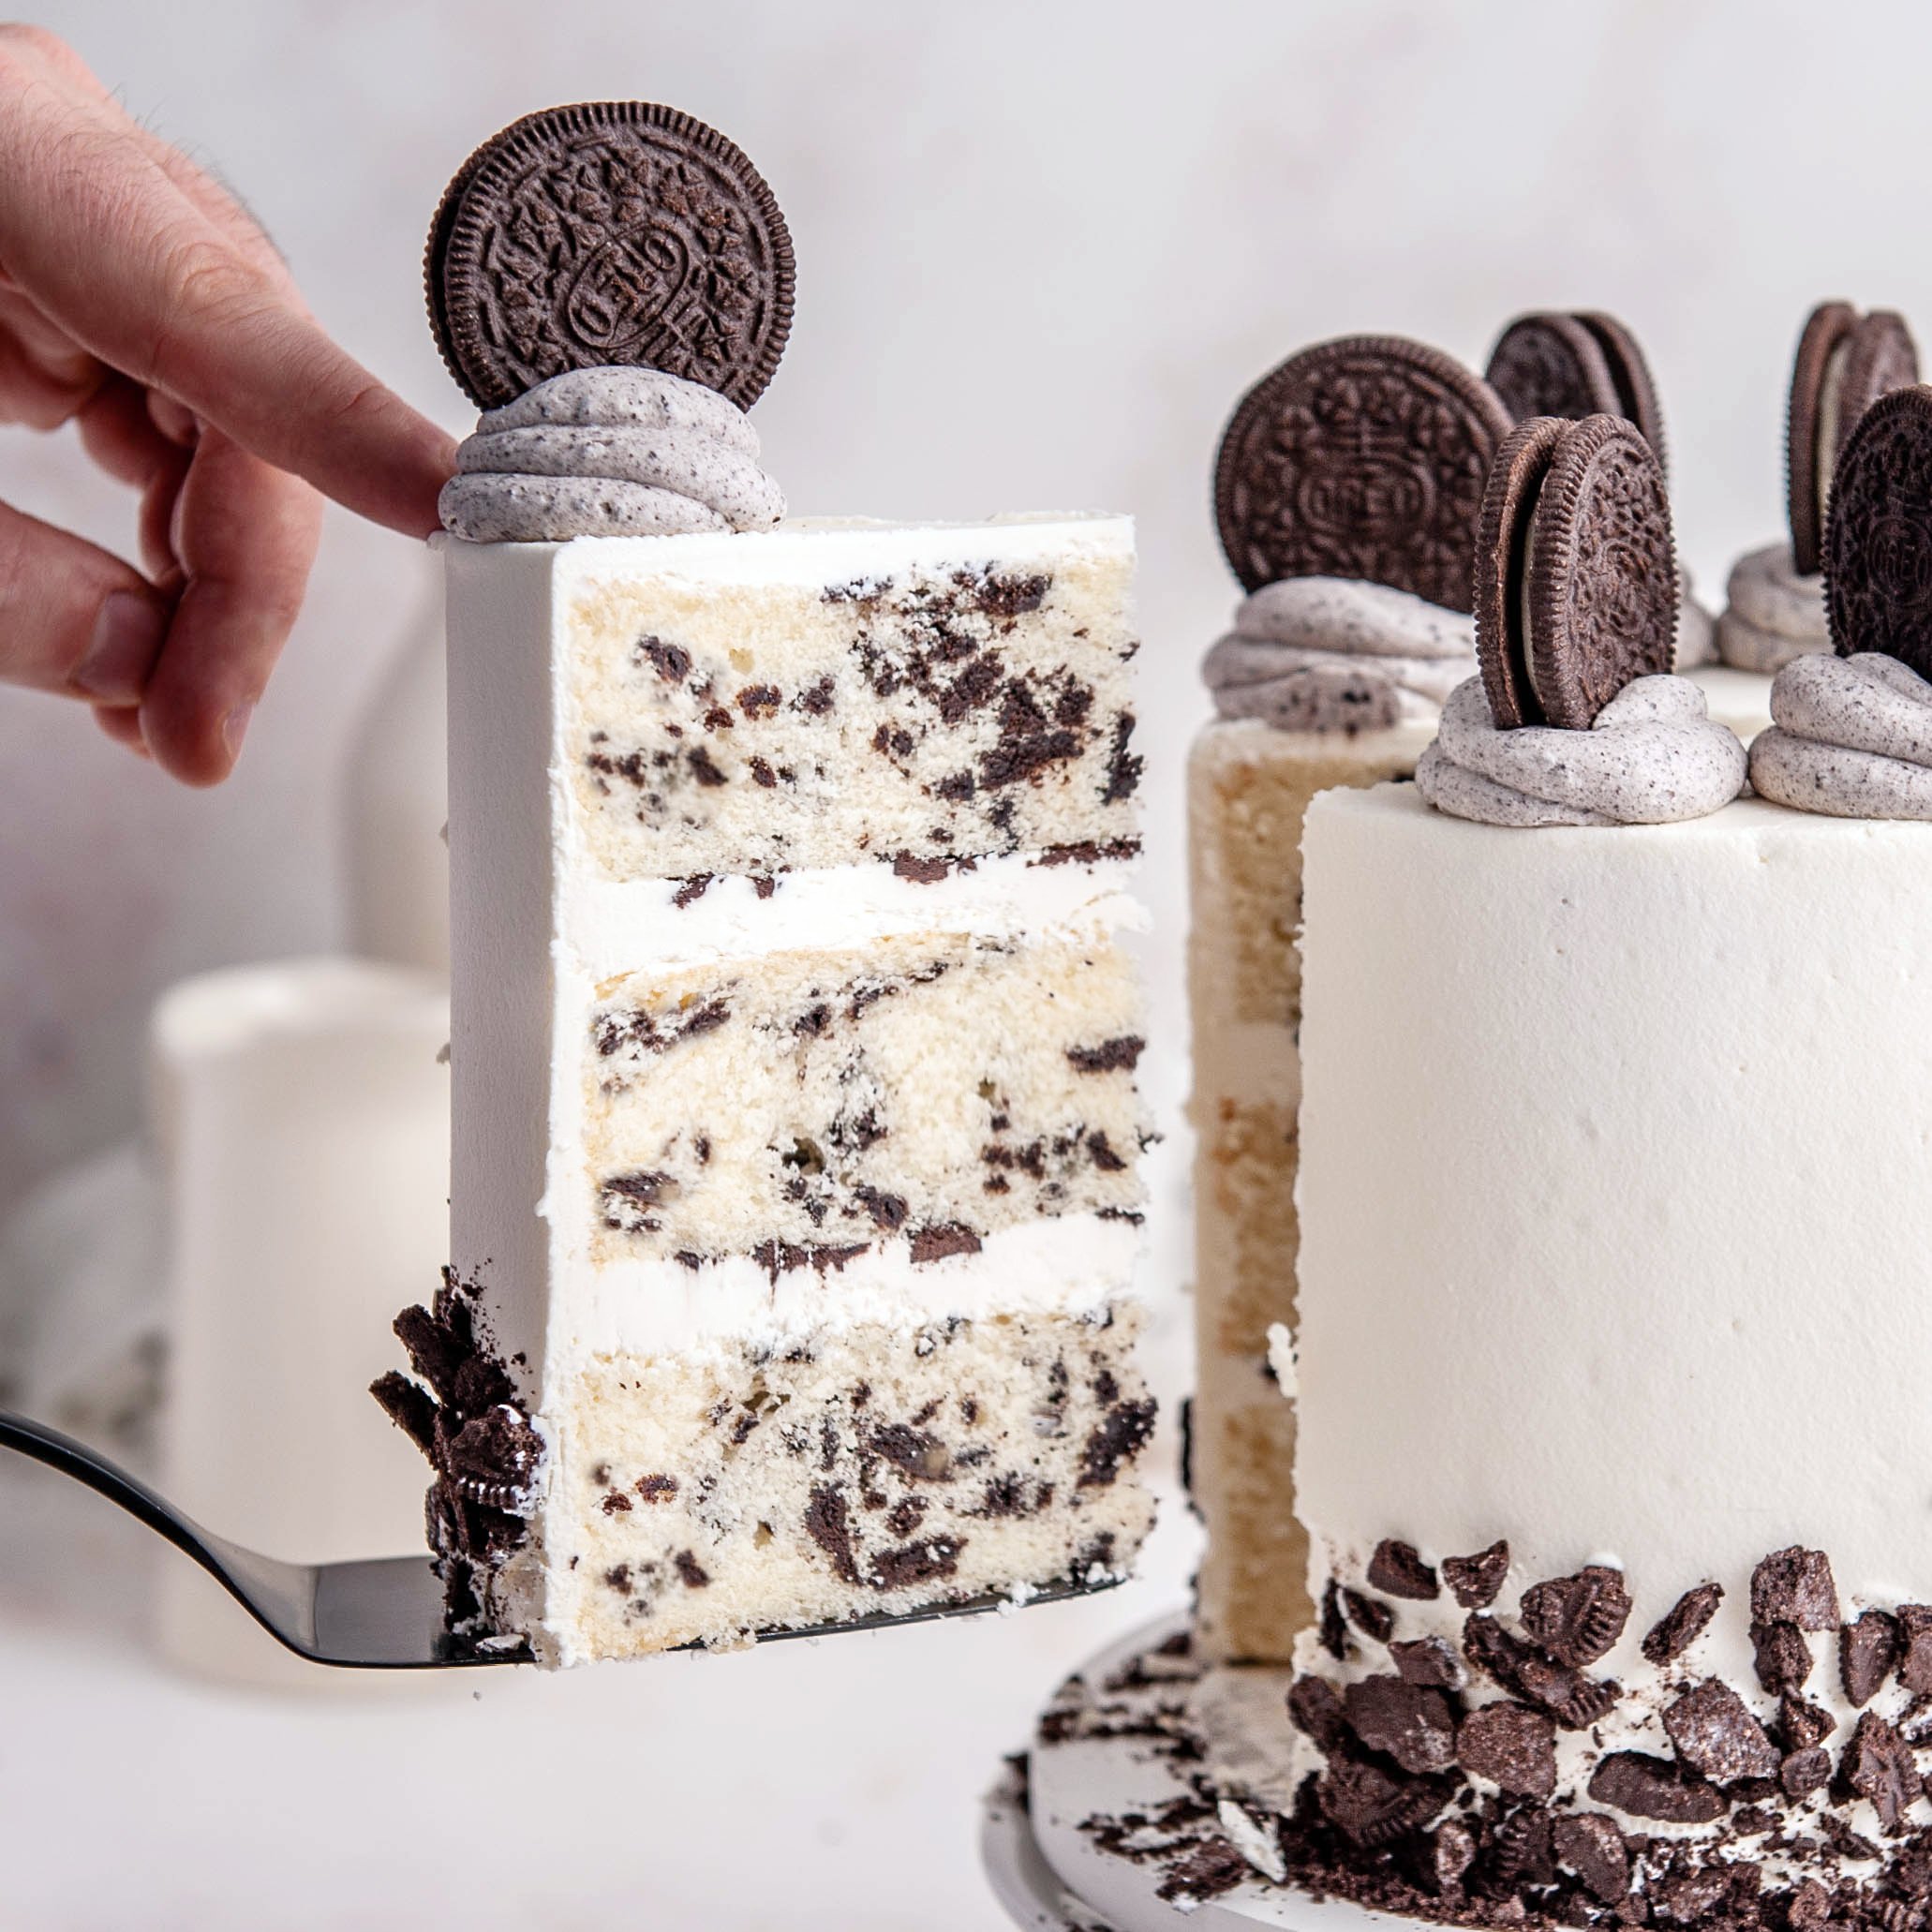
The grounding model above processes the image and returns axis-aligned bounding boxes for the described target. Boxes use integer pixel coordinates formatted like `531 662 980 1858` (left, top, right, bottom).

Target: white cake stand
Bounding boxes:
984 1612 1422 1931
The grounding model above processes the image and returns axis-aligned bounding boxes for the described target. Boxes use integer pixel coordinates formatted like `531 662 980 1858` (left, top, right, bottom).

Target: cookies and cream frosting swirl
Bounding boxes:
1749 651 1932 818
1417 675 1747 826
439 366 785 543
1202 577 1477 733
1715 541 1827 674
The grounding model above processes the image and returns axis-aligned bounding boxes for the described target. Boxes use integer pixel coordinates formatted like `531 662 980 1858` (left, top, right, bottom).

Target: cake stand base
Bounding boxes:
984 1611 1421 1931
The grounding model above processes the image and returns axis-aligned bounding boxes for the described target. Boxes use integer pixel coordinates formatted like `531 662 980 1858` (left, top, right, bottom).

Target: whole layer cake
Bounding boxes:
1058 386 1932 1925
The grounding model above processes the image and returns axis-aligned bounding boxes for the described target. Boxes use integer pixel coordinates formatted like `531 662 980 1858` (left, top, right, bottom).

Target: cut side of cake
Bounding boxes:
1187 717 1438 1665
384 515 1156 1665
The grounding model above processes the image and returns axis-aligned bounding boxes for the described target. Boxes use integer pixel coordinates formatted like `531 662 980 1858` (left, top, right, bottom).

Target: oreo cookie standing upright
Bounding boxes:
1486 310 1668 478
1788 302 1920 576
1213 336 1512 612
1822 383 1932 679
426 102 795 410
1473 413 1677 729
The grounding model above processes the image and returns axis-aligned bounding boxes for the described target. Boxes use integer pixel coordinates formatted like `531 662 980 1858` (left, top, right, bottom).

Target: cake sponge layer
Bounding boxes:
1188 720 1434 1034
520 1306 1155 1661
567 530 1138 881
586 930 1146 1267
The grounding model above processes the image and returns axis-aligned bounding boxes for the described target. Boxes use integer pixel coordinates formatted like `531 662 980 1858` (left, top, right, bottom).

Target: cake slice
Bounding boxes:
374 106 1155 1665
399 517 1154 1665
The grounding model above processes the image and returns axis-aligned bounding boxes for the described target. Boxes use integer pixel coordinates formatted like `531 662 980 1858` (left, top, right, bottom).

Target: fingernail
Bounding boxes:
223 700 256 763
72 592 166 703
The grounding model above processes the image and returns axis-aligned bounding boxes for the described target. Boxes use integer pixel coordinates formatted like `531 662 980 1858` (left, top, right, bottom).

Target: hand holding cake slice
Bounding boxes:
372 104 1156 1665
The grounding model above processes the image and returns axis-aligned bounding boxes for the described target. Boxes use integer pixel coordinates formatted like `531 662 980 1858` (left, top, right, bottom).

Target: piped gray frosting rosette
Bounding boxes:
440 367 784 542
1202 578 1476 733
1419 676 1746 826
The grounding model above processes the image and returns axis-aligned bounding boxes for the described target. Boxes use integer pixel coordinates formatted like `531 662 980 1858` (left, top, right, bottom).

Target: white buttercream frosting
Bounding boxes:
1416 676 1746 825
1750 650 1932 818
1292 782 1932 1843
1717 541 1829 674
1203 577 1477 732
440 367 784 542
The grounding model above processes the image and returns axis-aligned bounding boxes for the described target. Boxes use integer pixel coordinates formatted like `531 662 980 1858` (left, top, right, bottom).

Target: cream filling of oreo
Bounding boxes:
1201 576 1476 733
1519 509 1543 714
1417 675 1747 826
1749 650 1932 819
439 366 785 543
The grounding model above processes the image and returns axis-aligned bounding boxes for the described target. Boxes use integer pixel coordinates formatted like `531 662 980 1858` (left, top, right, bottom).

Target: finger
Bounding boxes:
76 374 176 486
93 702 150 759
0 27 290 297
136 424 321 785
0 54 454 536
0 498 171 701
76 376 193 577
0 284 105 426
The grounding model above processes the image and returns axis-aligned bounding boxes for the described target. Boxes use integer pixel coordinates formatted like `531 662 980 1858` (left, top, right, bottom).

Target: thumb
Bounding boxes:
0 500 171 702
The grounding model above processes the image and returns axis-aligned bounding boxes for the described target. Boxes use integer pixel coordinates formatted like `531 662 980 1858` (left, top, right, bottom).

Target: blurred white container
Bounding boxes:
151 959 449 1684
345 570 450 978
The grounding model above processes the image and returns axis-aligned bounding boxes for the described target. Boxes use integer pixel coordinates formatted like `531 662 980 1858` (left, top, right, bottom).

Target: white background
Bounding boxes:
1 0 1925 1924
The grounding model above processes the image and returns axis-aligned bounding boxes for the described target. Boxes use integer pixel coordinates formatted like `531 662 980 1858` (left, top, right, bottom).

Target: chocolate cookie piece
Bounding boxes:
1823 384 1932 678
1486 310 1667 475
1477 412 1676 730
1213 335 1511 609
1788 302 1921 574
426 102 795 409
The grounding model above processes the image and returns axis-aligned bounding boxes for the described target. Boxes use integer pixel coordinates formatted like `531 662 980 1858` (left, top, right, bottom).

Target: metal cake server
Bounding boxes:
0 1407 1118 1668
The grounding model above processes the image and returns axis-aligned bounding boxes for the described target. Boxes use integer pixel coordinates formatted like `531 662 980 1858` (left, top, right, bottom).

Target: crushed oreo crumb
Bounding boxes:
1443 1540 1509 1610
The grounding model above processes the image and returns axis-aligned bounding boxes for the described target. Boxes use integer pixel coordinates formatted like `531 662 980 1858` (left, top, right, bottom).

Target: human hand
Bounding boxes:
0 25 456 784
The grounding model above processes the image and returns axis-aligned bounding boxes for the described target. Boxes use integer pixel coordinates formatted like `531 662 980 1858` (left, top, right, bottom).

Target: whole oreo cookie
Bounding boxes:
1822 384 1932 678
426 102 795 410
1485 310 1668 478
1474 413 1677 729
1474 417 1566 729
1213 335 1512 610
1788 302 1920 575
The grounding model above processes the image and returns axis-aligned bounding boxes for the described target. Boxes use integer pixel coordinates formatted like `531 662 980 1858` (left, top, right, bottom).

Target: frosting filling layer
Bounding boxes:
1750 651 1932 819
1416 676 1746 825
